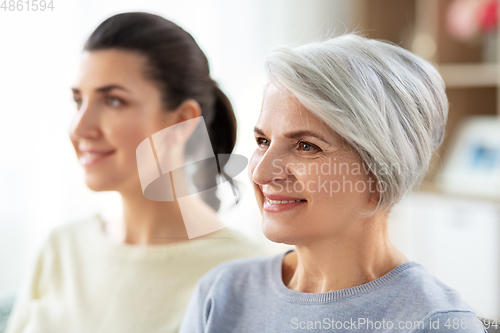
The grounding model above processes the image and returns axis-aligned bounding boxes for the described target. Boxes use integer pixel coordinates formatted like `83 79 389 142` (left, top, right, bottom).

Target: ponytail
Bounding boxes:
191 86 238 211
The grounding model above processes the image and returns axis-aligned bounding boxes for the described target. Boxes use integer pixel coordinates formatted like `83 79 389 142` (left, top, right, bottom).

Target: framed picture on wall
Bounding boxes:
438 115 500 198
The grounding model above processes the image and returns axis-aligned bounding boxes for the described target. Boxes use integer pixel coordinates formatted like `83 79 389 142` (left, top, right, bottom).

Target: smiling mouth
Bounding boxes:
79 150 115 166
264 197 306 204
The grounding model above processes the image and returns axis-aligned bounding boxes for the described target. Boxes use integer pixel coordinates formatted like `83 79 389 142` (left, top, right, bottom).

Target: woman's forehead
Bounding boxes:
73 50 158 99
76 50 148 86
259 85 334 137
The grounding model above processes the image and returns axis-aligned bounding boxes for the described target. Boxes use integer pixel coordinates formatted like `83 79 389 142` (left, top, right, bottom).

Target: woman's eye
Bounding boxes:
297 141 321 152
106 96 123 108
73 98 82 109
256 137 270 148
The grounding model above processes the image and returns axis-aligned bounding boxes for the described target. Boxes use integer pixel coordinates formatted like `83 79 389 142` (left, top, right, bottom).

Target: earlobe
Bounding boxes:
368 185 381 207
370 194 380 205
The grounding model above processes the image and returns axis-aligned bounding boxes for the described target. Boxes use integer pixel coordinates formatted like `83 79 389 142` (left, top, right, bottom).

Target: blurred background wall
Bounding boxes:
0 0 499 322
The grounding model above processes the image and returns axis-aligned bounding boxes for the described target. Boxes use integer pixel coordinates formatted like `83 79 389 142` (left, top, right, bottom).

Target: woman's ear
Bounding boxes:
368 176 381 208
173 99 202 123
166 99 203 144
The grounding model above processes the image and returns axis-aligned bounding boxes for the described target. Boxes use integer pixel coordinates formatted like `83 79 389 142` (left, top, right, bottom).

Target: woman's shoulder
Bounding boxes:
43 214 102 249
383 261 477 315
26 215 102 273
9 216 102 300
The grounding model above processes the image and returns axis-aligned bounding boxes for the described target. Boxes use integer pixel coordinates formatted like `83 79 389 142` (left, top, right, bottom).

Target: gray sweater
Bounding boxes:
179 250 487 333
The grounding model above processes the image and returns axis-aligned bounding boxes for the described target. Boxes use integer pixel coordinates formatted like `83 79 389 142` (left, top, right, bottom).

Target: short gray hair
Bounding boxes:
265 33 448 211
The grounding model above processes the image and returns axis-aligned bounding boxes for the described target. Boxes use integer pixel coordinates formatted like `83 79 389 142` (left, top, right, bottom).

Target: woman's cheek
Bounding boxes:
112 113 146 144
105 124 145 172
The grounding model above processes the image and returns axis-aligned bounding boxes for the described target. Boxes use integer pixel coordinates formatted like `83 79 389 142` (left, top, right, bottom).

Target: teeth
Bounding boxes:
265 197 304 204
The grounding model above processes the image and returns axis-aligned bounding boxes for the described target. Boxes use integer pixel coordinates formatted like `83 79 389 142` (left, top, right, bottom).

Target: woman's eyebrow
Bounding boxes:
71 85 130 94
285 130 329 144
254 127 330 145
254 127 265 136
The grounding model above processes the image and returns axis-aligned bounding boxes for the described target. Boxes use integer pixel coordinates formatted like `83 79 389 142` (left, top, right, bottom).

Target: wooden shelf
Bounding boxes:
437 63 498 88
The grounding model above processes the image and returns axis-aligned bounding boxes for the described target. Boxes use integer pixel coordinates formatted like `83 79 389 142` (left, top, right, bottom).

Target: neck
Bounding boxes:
117 190 189 245
105 171 215 245
283 213 408 293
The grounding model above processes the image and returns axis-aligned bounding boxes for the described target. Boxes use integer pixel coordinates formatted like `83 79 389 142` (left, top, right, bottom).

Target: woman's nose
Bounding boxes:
69 100 101 140
251 147 291 186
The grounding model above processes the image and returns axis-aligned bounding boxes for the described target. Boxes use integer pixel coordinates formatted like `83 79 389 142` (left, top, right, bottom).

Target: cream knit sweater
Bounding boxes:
5 215 266 333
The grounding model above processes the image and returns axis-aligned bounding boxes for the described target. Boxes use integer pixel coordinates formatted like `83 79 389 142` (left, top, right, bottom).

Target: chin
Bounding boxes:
261 218 298 245
84 175 119 192
85 182 111 192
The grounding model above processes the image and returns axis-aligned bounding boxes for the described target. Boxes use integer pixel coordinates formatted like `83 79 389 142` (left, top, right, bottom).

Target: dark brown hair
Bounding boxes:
84 12 237 211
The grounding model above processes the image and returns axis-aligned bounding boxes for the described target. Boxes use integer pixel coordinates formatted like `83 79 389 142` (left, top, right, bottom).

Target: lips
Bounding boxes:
262 191 306 212
79 149 115 166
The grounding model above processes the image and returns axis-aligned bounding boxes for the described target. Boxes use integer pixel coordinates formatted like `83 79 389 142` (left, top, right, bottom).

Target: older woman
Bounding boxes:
178 34 487 333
